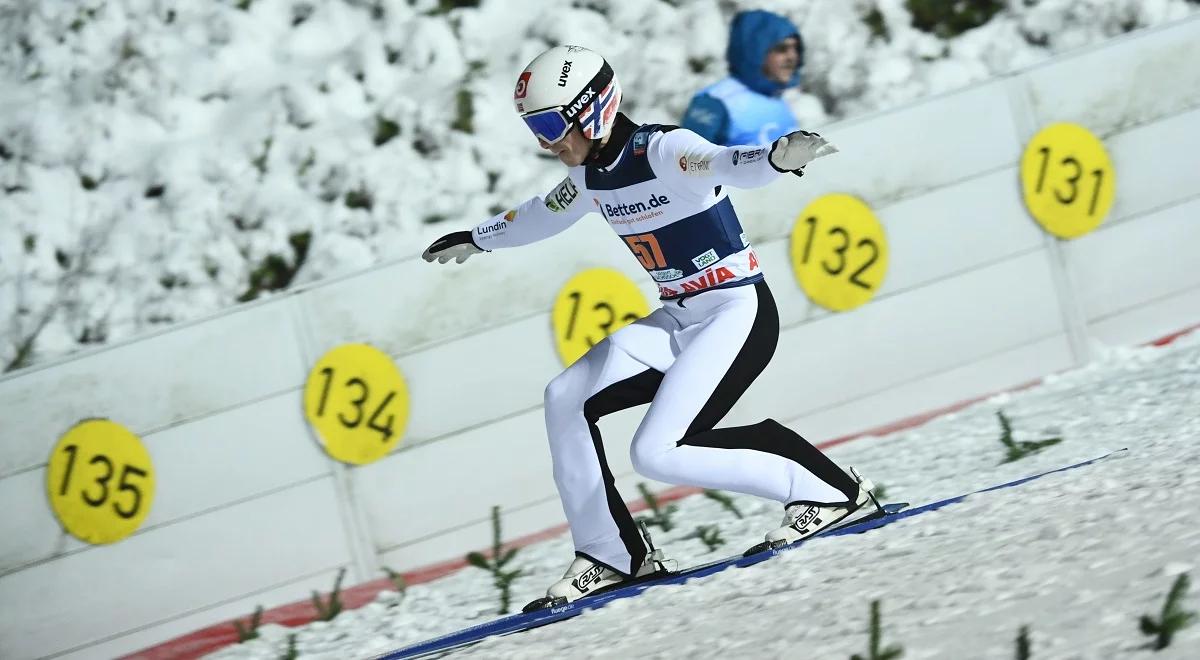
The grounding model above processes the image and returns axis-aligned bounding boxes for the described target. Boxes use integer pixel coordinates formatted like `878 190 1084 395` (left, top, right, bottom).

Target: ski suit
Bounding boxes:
471 114 858 576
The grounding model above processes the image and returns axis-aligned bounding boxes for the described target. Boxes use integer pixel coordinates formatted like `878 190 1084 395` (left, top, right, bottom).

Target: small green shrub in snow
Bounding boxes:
851 599 903 660
373 116 400 147
233 605 264 642
694 525 725 552
238 231 311 302
311 567 346 622
636 483 678 532
279 633 298 660
703 489 744 519
996 410 1062 464
465 505 523 614
383 566 408 600
1016 624 1031 659
1139 573 1197 650
906 0 1005 39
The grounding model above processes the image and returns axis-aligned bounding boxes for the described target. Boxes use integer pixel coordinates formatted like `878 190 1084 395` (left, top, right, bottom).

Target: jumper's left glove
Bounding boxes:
422 231 485 265
768 130 838 176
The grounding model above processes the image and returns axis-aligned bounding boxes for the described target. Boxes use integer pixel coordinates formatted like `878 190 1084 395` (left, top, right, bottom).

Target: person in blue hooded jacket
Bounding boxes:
682 10 803 146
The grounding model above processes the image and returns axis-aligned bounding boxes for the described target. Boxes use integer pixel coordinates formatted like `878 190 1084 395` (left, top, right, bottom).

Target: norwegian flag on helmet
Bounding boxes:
579 81 620 140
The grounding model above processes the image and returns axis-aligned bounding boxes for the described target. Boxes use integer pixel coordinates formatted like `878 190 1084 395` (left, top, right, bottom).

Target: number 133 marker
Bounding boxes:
552 268 650 366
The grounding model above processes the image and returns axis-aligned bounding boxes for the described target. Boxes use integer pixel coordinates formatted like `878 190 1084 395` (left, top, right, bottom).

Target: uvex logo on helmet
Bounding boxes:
563 87 596 120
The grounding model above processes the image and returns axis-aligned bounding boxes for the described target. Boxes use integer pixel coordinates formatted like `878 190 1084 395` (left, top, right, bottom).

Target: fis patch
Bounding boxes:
632 131 649 156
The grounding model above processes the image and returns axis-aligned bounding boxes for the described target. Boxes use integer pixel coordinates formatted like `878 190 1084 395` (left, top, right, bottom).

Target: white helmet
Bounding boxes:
513 45 622 144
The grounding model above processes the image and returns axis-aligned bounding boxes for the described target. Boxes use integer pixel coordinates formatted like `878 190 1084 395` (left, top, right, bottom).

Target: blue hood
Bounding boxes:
726 10 802 97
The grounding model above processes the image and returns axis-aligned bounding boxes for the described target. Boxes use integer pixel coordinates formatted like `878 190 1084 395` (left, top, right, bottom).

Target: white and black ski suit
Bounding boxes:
471 114 860 577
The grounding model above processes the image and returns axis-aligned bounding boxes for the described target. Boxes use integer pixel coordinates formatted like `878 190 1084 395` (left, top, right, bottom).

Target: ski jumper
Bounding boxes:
471 114 859 577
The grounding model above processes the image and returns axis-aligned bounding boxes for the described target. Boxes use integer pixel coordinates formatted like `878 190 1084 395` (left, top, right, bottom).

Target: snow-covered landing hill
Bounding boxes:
204 330 1200 659
2 0 1196 371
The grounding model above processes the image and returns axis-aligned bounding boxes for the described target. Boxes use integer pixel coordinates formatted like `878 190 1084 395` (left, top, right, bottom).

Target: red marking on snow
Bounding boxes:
1149 322 1200 347
126 323 1197 660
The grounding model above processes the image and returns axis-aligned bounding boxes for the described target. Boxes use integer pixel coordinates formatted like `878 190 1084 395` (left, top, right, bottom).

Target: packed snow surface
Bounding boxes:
207 331 1200 659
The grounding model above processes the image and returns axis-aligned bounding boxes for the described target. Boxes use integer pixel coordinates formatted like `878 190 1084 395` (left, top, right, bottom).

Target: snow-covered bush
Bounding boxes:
1 0 1195 371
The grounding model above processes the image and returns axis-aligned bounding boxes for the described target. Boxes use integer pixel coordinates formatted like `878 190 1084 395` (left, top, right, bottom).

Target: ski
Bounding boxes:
375 449 1126 660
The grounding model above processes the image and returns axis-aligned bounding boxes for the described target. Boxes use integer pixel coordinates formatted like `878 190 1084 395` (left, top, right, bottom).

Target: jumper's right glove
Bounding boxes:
768 130 839 177
422 231 485 265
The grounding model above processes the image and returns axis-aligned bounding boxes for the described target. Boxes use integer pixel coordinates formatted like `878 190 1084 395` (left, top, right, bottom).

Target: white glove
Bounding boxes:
768 130 838 176
422 231 485 265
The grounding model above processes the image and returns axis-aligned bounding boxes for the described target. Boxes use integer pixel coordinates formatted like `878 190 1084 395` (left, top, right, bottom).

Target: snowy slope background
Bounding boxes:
203 330 1200 659
2 0 1198 371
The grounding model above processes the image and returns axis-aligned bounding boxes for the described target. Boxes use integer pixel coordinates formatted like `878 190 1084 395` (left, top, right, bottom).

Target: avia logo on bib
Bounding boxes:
680 266 737 293
660 250 760 297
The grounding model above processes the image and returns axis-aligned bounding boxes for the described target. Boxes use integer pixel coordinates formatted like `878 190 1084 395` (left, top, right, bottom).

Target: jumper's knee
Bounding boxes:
629 438 675 483
544 365 585 414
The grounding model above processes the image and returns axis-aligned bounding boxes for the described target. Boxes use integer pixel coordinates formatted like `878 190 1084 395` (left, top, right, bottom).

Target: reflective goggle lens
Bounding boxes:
522 109 570 143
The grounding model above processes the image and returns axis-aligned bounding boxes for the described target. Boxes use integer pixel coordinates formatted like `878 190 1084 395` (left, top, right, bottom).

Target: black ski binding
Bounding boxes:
522 595 567 613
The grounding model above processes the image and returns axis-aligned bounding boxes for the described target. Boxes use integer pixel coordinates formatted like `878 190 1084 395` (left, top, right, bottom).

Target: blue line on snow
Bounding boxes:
376 449 1126 660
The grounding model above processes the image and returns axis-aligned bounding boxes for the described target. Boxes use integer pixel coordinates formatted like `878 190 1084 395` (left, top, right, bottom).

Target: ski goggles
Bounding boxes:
519 61 615 144
521 108 572 144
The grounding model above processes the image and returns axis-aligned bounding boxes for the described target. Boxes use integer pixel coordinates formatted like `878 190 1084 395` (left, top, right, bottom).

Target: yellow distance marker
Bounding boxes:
46 419 155 545
1020 122 1116 239
304 343 410 465
790 193 889 312
552 268 650 366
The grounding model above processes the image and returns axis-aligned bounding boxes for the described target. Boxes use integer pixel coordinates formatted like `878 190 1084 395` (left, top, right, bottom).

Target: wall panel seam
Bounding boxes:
777 329 1068 428
42 562 349 660
0 473 331 580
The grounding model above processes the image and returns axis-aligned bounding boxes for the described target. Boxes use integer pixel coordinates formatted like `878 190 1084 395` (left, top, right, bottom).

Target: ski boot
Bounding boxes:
524 522 676 612
748 467 881 555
